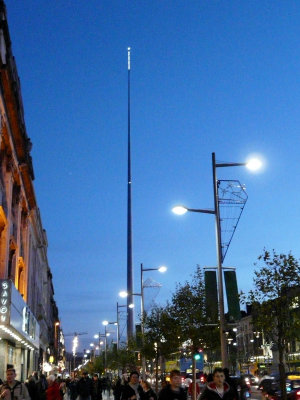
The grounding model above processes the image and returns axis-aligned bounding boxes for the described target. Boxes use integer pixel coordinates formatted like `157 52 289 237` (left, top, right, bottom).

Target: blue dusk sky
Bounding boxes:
4 0 300 351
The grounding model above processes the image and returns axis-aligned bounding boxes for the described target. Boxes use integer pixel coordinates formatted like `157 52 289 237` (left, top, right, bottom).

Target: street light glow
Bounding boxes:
94 334 99 339
129 303 135 308
102 320 109 326
172 206 188 215
246 158 262 171
90 343 94 347
158 266 167 273
119 291 128 298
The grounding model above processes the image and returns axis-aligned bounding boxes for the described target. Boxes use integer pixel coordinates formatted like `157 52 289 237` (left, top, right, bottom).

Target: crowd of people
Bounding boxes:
0 366 245 400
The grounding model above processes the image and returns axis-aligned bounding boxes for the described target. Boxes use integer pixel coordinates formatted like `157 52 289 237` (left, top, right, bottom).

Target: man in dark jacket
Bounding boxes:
91 375 102 400
76 372 93 400
200 368 237 400
120 372 143 400
158 370 186 400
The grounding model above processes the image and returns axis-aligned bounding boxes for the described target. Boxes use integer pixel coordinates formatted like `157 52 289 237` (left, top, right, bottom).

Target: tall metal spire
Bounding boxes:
127 47 134 339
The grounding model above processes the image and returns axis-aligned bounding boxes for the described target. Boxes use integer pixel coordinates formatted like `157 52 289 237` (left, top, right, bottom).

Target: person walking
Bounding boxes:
158 370 186 400
0 367 31 400
36 374 48 400
69 378 78 400
76 372 93 400
91 375 102 400
46 376 61 400
120 372 143 400
200 368 237 400
112 378 122 400
140 381 157 400
188 381 200 400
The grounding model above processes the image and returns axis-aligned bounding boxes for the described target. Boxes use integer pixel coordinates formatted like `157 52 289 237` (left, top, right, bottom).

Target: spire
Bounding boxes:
127 47 134 339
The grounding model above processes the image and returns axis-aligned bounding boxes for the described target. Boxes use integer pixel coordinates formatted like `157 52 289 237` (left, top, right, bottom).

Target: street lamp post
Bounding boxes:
117 303 127 350
172 152 262 367
140 264 167 380
102 321 118 371
94 332 107 371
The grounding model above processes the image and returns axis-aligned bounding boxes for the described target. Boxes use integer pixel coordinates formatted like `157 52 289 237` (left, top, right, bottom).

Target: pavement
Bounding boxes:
102 391 114 400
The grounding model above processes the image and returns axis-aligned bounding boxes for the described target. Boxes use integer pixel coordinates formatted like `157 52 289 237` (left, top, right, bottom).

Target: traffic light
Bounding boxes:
193 349 203 360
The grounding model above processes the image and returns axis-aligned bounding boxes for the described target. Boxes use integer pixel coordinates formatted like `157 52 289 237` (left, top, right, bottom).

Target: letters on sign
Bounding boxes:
0 280 10 324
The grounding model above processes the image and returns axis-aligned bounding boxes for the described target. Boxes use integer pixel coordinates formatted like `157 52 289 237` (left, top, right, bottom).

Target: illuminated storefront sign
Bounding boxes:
0 280 11 324
0 279 39 349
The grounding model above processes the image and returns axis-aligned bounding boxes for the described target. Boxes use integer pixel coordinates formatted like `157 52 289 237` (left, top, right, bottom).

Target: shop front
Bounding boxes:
0 279 40 381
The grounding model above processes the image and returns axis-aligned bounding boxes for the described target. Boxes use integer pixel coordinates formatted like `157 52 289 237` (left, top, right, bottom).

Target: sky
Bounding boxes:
4 0 300 352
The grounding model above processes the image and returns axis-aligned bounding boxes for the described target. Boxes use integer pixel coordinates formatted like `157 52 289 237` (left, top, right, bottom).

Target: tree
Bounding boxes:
143 305 180 392
248 249 300 400
106 339 139 372
169 266 219 400
84 356 105 375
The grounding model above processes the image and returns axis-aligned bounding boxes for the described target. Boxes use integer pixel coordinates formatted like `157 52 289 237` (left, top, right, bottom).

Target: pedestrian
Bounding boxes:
188 381 200 400
120 371 143 400
91 374 102 400
112 377 122 400
27 372 39 400
140 381 157 400
36 374 48 400
68 378 78 400
158 370 187 400
0 367 31 400
76 372 93 400
223 369 238 400
199 368 237 400
46 376 61 400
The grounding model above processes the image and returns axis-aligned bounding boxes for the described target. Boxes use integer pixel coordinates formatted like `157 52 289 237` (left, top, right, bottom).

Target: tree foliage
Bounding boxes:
248 249 300 400
169 265 219 355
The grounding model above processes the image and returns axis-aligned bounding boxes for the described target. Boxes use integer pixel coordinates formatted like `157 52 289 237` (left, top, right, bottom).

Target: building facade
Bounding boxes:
0 0 61 380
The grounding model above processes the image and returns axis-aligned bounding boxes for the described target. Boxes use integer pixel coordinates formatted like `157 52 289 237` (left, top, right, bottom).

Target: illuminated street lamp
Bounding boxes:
140 263 167 379
120 265 167 379
101 322 117 371
102 320 119 350
172 152 262 367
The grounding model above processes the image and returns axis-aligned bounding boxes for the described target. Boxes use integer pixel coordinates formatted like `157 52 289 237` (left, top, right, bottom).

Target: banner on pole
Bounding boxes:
205 271 218 323
224 270 241 321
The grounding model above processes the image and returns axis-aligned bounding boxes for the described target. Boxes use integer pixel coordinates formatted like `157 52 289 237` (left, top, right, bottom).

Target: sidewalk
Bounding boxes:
102 391 114 400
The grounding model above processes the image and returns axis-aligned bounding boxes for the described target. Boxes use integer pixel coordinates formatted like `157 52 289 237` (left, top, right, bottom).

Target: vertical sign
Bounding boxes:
0 280 11 324
224 271 241 321
205 271 218 323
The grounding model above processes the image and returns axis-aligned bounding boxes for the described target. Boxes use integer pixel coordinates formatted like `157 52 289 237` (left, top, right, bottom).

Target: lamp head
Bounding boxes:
102 320 109 326
94 334 99 339
158 266 167 273
172 206 188 215
119 291 128 298
129 303 135 309
246 158 263 171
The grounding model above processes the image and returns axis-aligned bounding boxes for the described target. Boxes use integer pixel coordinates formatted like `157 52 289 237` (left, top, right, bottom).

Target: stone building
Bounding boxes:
0 0 61 380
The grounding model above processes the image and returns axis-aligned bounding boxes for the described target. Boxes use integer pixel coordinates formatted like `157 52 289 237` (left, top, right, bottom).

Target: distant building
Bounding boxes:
0 0 62 380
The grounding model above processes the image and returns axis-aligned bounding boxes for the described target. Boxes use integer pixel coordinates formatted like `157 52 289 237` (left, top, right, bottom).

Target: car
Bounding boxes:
261 377 300 400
